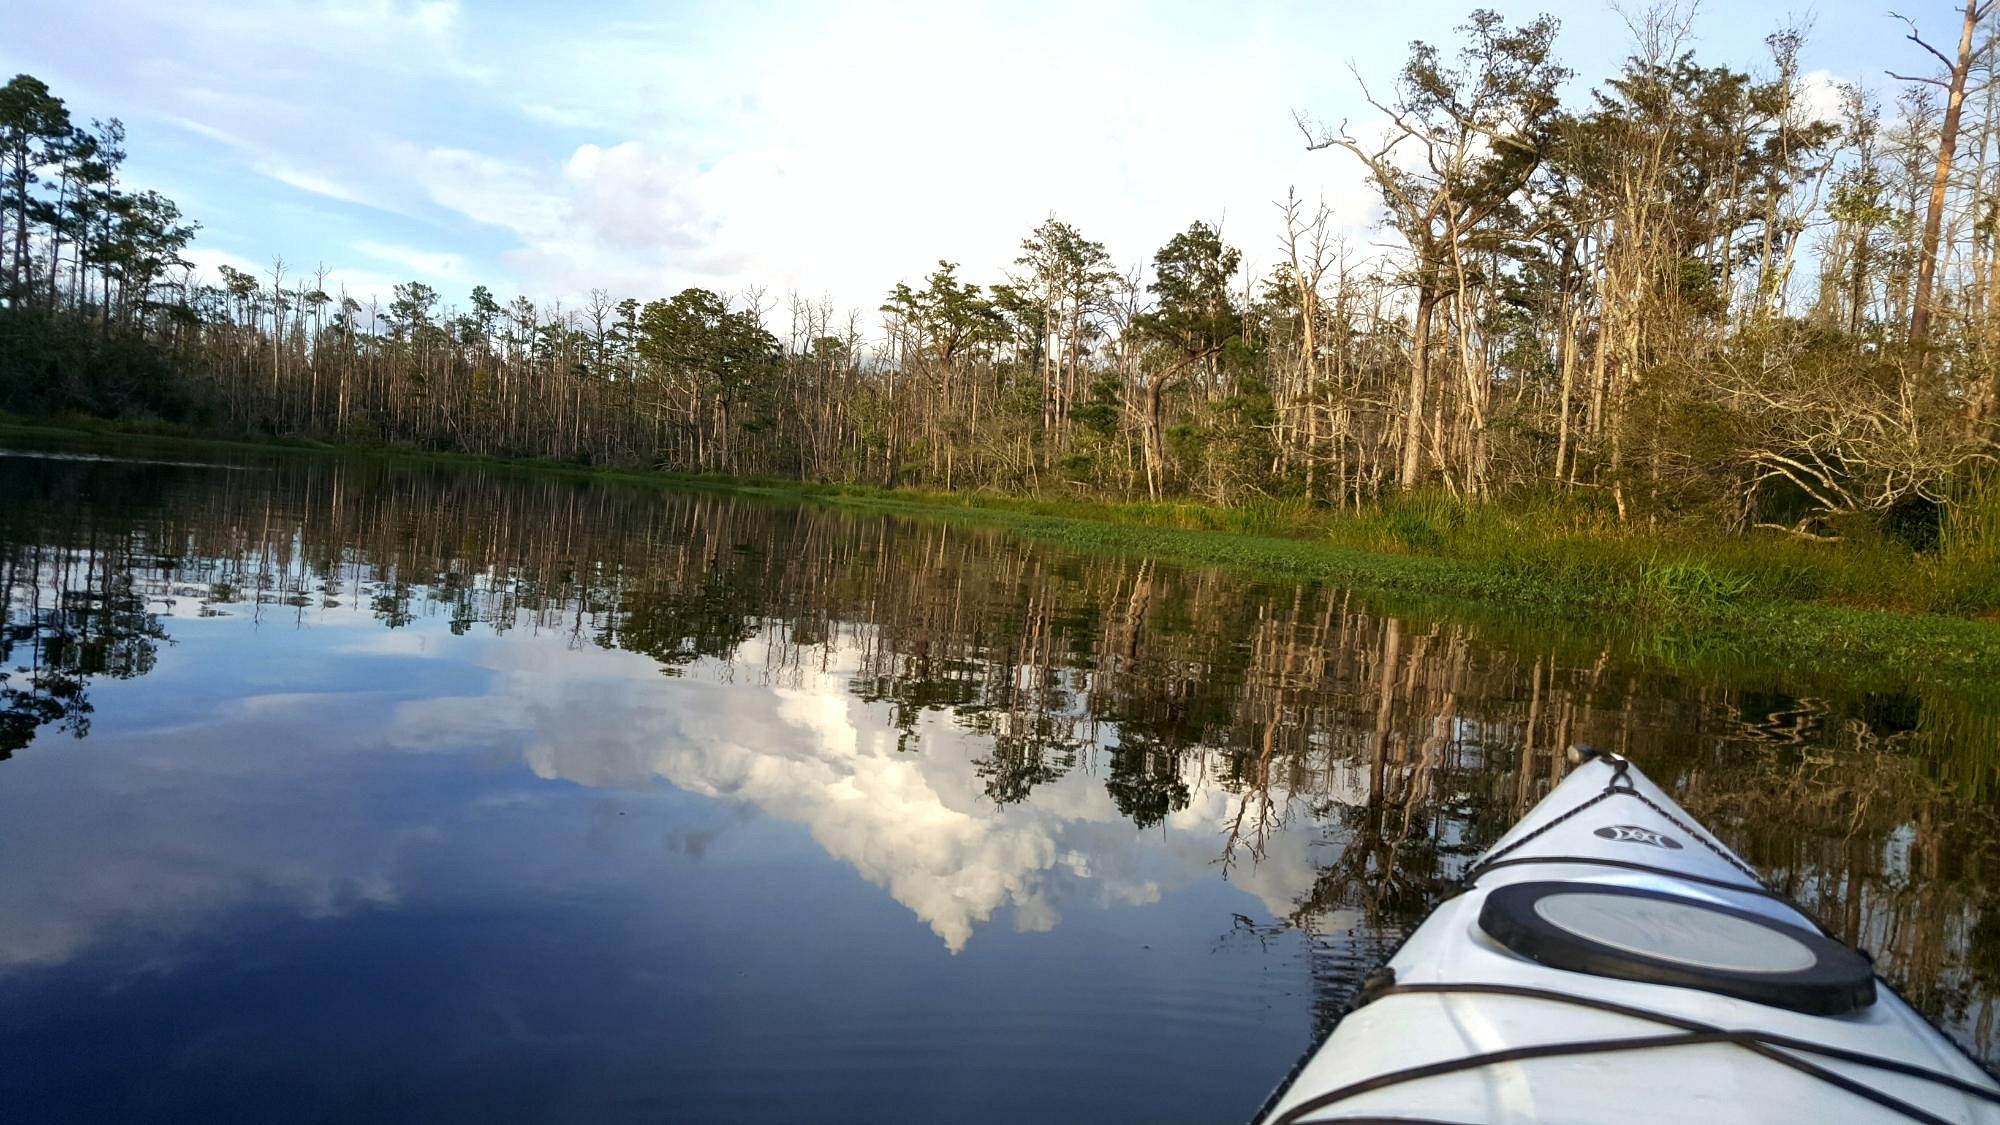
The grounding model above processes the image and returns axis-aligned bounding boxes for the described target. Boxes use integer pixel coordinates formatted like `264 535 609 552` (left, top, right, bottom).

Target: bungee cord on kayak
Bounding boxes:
1465 750 1762 885
1463 854 1801 905
1267 980 2000 1125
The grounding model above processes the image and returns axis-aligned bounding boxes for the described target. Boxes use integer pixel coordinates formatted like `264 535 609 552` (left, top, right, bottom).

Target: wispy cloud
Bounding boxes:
253 160 382 210
353 240 474 283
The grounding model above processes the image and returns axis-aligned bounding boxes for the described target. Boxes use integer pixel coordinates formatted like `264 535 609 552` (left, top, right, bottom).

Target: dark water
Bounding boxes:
1 449 1996 1123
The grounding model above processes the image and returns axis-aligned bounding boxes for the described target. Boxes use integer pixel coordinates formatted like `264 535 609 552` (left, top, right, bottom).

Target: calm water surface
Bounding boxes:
1 450 1996 1123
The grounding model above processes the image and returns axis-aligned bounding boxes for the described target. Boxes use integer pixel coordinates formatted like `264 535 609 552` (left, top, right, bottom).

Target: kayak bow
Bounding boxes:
1256 748 2000 1124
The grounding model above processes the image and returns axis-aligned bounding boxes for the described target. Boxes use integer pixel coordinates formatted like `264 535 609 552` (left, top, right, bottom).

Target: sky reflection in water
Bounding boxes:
0 451 1995 1123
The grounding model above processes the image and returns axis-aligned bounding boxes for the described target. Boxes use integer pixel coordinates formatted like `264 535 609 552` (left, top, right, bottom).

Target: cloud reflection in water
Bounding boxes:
390 629 1326 953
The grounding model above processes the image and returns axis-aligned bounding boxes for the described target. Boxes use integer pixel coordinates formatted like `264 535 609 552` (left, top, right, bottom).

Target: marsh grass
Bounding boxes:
1636 558 1755 615
1925 474 2000 616
1294 486 1992 617
797 478 1989 628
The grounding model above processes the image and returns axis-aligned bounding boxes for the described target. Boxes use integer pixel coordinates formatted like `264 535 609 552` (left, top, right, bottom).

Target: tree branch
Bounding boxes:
1890 11 1959 70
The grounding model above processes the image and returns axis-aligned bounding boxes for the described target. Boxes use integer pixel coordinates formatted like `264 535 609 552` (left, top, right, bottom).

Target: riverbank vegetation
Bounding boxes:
9 413 2000 687
3 5 1999 619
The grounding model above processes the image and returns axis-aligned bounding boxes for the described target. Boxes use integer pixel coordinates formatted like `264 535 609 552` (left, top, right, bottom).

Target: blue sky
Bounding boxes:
3 0 1922 317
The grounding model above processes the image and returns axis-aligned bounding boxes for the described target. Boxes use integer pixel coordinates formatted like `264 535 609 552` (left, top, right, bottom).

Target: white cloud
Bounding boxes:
1798 69 1850 127
14 0 1881 315
415 147 561 235
253 160 381 209
354 240 475 284
410 142 731 297
180 245 262 282
155 113 252 149
178 245 409 306
108 0 1386 309
519 102 609 130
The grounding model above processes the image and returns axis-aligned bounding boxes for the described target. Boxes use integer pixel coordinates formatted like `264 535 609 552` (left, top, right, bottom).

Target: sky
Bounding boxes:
1 0 1923 320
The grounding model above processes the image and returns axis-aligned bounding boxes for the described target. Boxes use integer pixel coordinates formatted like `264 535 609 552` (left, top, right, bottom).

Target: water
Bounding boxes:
0 449 1995 1123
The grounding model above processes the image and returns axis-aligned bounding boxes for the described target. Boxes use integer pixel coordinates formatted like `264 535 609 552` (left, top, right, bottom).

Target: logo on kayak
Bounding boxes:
1594 824 1683 849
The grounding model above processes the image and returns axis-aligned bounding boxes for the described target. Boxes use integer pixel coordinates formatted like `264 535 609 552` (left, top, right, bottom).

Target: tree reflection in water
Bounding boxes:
2 449 1996 1061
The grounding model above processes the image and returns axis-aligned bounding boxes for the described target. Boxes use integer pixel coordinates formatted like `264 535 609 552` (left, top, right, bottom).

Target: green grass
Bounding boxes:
6 413 2000 702
785 486 2000 706
724 479 1995 616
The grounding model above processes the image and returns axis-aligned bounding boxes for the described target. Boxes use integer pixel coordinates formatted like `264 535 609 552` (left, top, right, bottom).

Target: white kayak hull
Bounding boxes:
1257 752 2000 1124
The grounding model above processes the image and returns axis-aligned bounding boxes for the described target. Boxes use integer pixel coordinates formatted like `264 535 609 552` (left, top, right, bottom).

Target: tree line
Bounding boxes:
3 4 1999 535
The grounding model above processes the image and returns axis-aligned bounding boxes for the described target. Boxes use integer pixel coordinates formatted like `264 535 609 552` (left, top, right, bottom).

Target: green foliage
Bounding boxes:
1941 472 2000 561
1071 376 1124 438
1636 558 1754 615
0 308 192 420
1135 221 1242 366
882 261 1004 370
633 287 782 444
1926 472 2000 615
1367 493 1468 554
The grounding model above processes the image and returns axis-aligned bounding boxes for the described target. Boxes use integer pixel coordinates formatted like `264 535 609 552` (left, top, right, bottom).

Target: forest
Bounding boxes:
2 5 1999 548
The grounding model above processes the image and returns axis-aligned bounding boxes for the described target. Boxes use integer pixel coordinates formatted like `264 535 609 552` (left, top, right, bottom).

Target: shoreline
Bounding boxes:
5 414 1998 708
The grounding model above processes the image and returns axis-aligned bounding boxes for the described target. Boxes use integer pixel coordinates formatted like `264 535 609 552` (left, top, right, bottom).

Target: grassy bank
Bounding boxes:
6 413 2000 699
752 482 2000 694
756 481 2000 614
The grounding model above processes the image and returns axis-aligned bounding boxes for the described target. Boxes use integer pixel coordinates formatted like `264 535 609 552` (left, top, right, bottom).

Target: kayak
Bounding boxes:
1255 748 2000 1124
